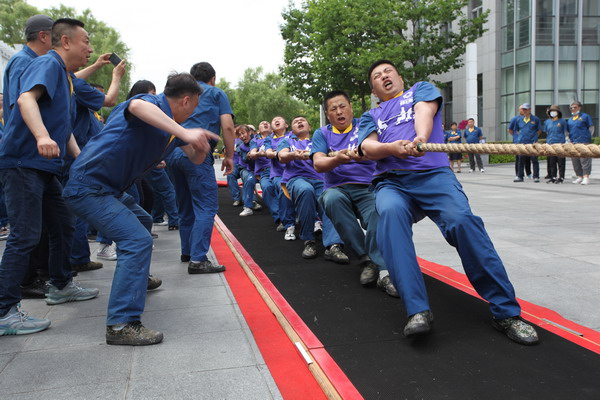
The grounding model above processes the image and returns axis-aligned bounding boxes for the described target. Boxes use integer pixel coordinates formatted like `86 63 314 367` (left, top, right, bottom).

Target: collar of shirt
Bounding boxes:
332 123 353 134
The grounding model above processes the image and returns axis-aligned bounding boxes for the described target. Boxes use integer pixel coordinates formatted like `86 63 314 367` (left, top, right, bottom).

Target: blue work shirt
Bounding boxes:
508 115 520 143
515 115 541 144
543 118 566 144
182 81 232 150
0 50 73 175
566 112 594 144
444 129 462 144
63 93 186 197
2 44 38 122
463 127 483 144
71 76 105 147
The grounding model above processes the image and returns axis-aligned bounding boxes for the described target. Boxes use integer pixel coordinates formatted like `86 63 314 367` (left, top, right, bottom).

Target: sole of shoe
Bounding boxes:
106 334 163 346
0 323 51 336
45 292 99 305
96 255 117 261
188 267 226 274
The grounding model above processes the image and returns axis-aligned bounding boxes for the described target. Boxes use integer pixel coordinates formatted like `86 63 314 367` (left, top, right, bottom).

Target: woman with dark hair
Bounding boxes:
543 105 567 183
127 80 156 99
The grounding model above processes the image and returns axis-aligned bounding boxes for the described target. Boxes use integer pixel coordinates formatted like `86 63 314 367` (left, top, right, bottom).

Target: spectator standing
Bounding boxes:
543 105 567 184
444 122 462 173
512 103 541 183
566 101 595 185
463 118 484 173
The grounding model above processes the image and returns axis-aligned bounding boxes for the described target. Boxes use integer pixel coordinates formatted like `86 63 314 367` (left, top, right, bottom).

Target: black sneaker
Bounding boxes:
106 321 163 346
554 178 564 184
71 261 103 272
301 240 318 259
188 260 226 274
147 275 162 290
180 254 191 262
324 244 349 264
377 275 399 297
404 310 434 337
513 178 524 182
20 279 50 299
492 316 539 345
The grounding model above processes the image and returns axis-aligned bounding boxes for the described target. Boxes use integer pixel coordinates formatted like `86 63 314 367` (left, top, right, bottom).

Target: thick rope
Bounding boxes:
415 143 600 158
326 143 600 158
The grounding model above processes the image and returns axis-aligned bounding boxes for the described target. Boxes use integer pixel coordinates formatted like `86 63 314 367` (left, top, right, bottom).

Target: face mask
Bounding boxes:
549 111 558 118
571 110 579 116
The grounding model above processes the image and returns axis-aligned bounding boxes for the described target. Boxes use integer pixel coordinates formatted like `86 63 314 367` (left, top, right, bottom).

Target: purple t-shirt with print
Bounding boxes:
278 135 323 184
310 118 375 190
357 81 449 175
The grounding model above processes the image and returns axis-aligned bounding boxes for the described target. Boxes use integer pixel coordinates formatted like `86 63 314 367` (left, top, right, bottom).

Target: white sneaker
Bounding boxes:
239 207 253 217
153 221 168 226
232 200 241 207
284 226 296 241
581 177 590 185
314 221 322 234
480 168 485 173
572 177 583 184
469 169 474 173
252 201 262 211
97 243 117 261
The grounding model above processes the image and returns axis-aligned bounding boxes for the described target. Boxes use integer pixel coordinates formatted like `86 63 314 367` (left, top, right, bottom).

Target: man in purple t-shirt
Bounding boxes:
358 60 539 346
311 90 397 296
277 116 347 262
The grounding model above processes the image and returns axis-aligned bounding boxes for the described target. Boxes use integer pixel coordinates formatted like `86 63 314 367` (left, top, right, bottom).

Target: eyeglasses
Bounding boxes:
570 106 579 109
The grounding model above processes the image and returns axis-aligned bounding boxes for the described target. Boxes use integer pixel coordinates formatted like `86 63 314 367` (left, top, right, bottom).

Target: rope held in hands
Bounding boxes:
325 143 600 158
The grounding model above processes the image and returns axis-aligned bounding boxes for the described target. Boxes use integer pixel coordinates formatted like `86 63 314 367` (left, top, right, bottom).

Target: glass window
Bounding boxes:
536 91 553 105
518 0 531 19
502 25 515 51
558 62 576 90
516 63 531 91
537 0 555 16
516 92 531 111
558 90 577 105
517 18 530 47
560 0 577 15
582 90 598 104
503 0 515 25
501 94 516 123
583 0 600 16
583 62 598 90
471 0 483 19
582 17 600 45
502 67 515 95
536 62 554 90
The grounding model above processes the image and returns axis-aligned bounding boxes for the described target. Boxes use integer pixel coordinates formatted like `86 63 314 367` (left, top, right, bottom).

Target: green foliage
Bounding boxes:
0 0 131 104
219 67 320 131
281 0 489 112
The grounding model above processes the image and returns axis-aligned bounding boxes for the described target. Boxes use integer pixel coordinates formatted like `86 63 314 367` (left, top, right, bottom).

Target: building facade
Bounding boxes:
434 0 599 142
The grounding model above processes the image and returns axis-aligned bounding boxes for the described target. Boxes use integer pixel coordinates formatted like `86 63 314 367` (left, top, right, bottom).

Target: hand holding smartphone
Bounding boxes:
108 53 122 66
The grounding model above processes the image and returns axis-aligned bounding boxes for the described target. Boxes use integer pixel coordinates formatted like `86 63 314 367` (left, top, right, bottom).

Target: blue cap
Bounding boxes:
522 103 531 109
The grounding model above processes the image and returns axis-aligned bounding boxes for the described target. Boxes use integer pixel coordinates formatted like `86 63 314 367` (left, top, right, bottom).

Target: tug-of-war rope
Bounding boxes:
326 143 600 158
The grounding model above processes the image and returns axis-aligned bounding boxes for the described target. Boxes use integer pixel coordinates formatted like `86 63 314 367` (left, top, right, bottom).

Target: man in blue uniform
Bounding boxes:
311 90 397 295
511 103 541 183
168 62 235 273
358 60 539 345
0 18 99 336
63 73 219 345
463 118 484 173
566 101 595 185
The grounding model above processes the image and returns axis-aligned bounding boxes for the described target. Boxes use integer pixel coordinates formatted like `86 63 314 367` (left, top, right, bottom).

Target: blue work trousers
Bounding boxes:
0 168 73 315
518 156 539 179
227 164 242 202
258 169 279 223
146 168 179 226
64 191 152 325
374 168 521 319
272 176 295 228
286 177 341 247
168 154 217 262
239 168 256 208
320 184 386 269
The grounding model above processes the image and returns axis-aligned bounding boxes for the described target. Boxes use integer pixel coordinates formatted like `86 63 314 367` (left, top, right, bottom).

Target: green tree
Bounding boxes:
0 0 131 103
227 67 320 130
281 0 489 112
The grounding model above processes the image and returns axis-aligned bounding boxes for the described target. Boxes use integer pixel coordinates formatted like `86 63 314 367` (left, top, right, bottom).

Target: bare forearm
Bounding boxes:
67 134 80 158
18 92 50 141
129 99 186 138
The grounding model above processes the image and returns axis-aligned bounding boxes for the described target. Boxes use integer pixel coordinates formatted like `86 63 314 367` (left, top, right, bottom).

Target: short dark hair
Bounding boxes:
127 80 156 99
450 122 457 126
367 59 397 88
468 118 475 122
190 62 216 83
323 90 351 111
51 18 85 47
163 73 202 98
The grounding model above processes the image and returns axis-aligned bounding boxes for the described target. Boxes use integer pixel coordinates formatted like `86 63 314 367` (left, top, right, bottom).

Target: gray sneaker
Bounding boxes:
301 240 318 259
188 260 226 274
106 321 163 346
377 275 399 297
404 310 434 337
147 275 162 290
324 244 349 264
492 316 539 345
45 281 99 305
359 263 378 286
0 304 51 335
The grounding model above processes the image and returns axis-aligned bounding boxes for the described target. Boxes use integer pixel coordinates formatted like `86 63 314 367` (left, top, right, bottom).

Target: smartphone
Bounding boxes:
108 53 122 66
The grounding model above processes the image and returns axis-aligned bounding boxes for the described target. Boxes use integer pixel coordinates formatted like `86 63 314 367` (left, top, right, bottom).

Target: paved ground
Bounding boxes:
0 157 598 399
0 230 283 399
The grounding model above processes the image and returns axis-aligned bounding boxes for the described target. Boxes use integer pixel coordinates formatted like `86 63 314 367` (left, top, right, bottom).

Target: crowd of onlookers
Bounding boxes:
441 102 595 184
